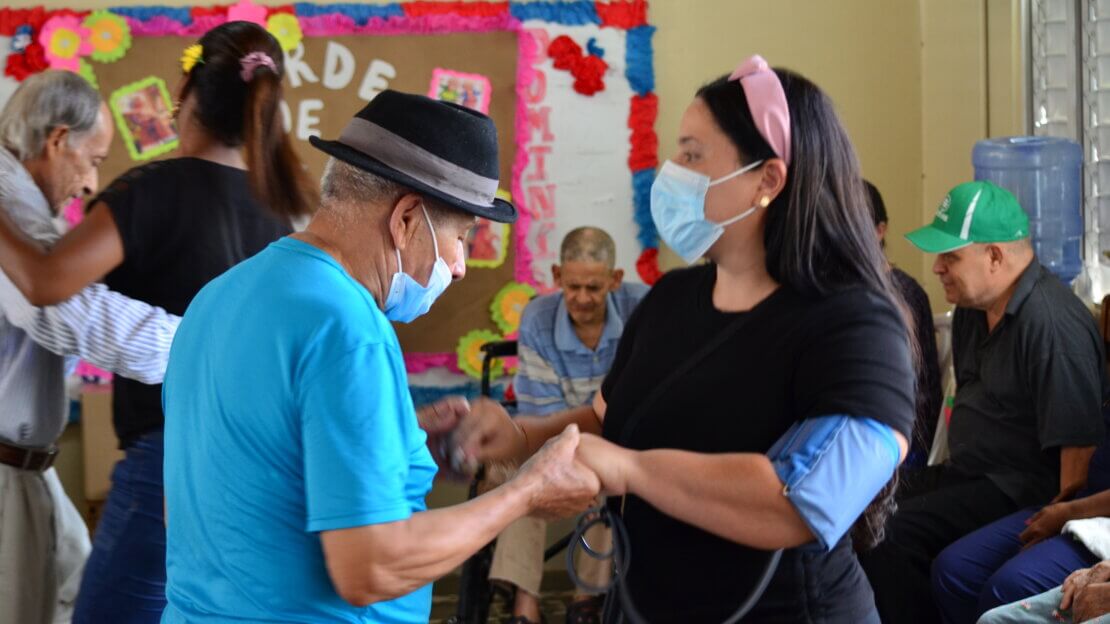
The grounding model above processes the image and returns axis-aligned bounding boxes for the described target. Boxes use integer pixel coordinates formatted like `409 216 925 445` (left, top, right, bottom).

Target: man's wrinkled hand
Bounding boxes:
417 396 471 480
515 425 600 520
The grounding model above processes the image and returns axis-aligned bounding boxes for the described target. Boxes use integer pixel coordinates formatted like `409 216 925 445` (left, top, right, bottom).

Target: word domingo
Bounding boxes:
522 28 558 286
278 42 397 141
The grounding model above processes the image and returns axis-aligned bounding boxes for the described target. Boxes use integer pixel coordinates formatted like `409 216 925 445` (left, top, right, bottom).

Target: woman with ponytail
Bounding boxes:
0 21 315 622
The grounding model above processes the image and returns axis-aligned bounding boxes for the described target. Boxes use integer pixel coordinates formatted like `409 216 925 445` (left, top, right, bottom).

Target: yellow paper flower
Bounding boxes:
180 44 203 74
266 13 303 53
490 282 536 335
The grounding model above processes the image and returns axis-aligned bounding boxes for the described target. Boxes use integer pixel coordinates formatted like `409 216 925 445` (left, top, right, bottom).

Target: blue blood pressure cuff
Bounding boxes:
767 415 900 551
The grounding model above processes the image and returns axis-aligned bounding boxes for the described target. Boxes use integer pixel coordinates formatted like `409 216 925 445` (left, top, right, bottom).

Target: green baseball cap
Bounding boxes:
905 181 1030 254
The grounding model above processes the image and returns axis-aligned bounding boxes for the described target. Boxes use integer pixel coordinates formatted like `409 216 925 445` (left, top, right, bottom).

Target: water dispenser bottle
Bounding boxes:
972 136 1083 284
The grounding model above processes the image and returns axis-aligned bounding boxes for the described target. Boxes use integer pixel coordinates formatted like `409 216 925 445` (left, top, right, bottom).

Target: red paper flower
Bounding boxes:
572 54 607 95
636 248 663 285
5 41 49 81
547 35 608 96
548 35 582 71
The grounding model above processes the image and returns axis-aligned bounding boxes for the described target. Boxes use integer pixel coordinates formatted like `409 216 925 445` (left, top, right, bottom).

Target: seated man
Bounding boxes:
865 180 942 466
490 226 648 624
932 408 1110 623
859 181 1107 624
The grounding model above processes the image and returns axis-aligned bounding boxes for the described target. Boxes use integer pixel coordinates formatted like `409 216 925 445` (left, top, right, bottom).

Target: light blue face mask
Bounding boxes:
383 205 453 323
650 159 764 264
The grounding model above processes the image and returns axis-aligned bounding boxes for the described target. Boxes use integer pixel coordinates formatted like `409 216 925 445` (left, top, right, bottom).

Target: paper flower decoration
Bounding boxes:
5 41 48 81
547 34 608 96
77 59 98 89
266 13 302 53
83 11 131 63
180 44 203 74
39 15 92 72
227 0 268 26
490 282 536 335
11 25 32 54
457 329 504 380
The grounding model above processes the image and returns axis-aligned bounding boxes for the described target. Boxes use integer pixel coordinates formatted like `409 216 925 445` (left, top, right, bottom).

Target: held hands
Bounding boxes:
575 433 637 497
513 425 601 519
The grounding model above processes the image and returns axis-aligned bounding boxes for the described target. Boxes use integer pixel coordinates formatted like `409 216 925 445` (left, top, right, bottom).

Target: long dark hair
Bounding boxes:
697 70 914 550
182 21 315 220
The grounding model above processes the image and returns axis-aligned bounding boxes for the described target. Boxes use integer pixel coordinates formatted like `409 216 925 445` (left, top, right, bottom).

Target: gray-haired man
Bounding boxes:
0 70 180 624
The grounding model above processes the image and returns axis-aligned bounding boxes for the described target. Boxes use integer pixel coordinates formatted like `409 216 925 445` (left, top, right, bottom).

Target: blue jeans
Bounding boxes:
931 508 1100 624
73 431 166 623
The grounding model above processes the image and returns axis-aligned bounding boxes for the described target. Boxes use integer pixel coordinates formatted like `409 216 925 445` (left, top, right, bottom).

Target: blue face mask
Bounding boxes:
650 159 764 264
383 206 453 323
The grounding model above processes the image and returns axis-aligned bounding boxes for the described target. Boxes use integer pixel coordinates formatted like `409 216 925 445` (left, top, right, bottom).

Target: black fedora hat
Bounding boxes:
310 90 517 224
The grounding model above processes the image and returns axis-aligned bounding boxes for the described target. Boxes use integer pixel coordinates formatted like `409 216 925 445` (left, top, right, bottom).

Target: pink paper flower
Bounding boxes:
39 15 92 72
227 0 267 27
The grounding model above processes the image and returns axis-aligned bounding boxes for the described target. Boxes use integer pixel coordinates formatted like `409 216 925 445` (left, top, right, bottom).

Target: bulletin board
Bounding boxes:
0 1 659 383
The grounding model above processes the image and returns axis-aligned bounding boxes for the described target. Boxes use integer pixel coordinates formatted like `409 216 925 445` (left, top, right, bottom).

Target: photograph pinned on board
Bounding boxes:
109 76 179 162
428 68 492 114
466 218 510 269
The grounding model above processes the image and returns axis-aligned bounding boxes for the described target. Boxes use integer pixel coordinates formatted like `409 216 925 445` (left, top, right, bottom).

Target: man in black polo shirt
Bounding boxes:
860 180 1107 624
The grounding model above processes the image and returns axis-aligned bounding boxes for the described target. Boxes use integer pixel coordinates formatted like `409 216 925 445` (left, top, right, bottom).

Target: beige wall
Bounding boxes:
651 0 926 283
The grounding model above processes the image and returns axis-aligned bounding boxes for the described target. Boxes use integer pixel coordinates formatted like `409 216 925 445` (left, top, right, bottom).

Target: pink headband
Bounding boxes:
728 55 792 166
239 52 277 83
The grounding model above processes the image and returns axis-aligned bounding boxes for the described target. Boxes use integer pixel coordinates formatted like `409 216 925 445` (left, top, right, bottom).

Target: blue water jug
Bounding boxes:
972 136 1083 284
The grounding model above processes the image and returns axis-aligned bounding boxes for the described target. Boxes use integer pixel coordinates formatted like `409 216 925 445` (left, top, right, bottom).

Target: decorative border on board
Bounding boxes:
0 1 658 376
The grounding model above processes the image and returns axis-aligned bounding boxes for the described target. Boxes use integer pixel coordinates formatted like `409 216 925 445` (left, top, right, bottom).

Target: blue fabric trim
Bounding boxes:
625 25 656 96
632 168 657 249
108 6 193 23
768 415 900 551
509 1 600 25
293 2 405 23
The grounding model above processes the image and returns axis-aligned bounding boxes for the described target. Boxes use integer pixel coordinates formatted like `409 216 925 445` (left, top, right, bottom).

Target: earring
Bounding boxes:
759 196 770 208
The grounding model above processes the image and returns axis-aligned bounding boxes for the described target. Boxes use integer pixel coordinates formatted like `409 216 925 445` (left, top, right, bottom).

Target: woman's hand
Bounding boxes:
575 433 637 496
1020 501 1076 549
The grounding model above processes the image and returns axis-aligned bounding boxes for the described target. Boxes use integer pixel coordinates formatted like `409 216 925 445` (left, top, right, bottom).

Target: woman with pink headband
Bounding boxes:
454 55 916 621
0 21 314 623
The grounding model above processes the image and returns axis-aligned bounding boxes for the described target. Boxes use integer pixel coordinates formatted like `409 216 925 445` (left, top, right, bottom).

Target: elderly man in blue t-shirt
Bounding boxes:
160 91 599 624
489 227 648 624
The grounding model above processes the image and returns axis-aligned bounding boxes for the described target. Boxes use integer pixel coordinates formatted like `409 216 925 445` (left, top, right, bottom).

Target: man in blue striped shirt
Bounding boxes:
490 227 647 624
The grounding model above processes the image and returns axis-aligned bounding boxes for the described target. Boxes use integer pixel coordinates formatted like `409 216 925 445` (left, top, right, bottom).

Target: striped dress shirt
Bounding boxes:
514 283 648 415
0 147 179 448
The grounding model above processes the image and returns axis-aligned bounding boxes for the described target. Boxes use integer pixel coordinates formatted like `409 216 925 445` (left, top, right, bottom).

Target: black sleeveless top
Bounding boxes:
600 264 915 623
97 158 292 447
